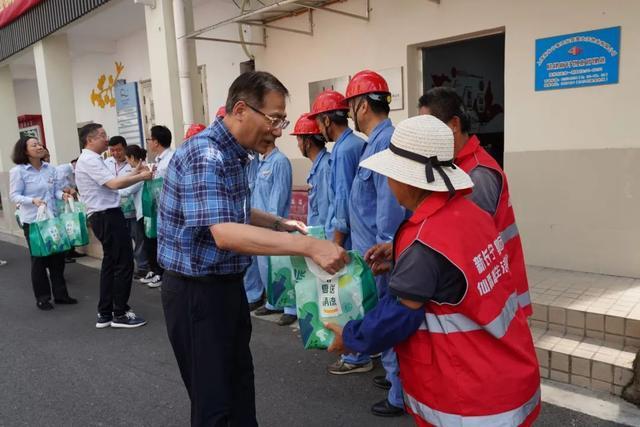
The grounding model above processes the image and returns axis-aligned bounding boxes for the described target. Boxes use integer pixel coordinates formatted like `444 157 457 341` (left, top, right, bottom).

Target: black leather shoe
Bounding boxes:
54 297 78 305
248 300 264 312
277 314 297 326
37 301 54 311
254 306 282 316
371 399 404 417
373 375 391 390
68 250 86 258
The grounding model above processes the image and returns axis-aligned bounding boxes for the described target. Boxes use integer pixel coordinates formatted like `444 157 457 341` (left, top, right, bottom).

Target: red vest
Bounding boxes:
456 136 532 316
394 193 540 427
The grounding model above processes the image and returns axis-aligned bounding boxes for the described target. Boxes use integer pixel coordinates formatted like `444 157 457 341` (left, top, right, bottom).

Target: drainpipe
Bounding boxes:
174 0 194 132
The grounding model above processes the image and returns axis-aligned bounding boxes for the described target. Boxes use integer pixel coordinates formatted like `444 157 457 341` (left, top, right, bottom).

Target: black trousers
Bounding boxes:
161 271 257 427
89 208 133 316
22 224 70 303
144 235 163 277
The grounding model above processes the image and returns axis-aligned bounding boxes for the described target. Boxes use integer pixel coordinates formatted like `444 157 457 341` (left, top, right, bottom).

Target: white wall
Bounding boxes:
193 0 252 119
12 79 41 115
117 29 150 83
69 30 150 140
71 53 119 136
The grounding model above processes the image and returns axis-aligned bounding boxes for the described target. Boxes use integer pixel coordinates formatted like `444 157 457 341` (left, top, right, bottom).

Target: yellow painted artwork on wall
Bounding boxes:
90 62 125 108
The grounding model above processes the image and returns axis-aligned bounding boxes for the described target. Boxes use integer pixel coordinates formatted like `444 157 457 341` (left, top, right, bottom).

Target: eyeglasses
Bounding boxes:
245 103 290 130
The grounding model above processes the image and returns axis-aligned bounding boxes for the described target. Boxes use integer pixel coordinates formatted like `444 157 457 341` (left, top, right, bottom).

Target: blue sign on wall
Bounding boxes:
535 26 620 91
115 82 144 147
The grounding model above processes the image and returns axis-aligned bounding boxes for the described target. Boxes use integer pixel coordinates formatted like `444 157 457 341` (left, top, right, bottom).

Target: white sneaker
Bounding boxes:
146 274 162 288
139 271 156 283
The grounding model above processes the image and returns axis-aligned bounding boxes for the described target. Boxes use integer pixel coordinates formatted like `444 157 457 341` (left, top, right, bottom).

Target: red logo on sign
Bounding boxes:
568 46 583 56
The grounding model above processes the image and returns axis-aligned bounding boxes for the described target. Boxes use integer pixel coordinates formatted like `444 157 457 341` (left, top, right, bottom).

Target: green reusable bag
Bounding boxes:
144 216 157 238
59 200 89 247
295 251 378 350
267 226 326 309
28 206 72 257
120 195 136 218
142 178 163 218
55 199 66 215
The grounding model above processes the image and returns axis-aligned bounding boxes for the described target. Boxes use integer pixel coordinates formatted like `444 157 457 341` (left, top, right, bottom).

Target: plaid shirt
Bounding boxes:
157 119 252 276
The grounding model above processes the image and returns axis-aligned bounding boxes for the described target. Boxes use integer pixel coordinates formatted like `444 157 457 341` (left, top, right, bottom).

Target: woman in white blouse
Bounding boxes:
9 136 77 310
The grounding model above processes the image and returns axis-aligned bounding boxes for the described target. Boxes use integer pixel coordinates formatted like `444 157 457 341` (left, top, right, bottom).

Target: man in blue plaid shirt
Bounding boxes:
158 71 348 427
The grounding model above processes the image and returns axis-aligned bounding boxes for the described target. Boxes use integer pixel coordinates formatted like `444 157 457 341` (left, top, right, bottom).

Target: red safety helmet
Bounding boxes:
344 70 391 102
290 113 321 136
307 90 349 119
215 105 226 118
184 123 206 140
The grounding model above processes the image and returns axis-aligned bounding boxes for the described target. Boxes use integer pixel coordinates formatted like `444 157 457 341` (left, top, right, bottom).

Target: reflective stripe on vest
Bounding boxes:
417 292 519 339
518 290 531 309
404 387 541 427
500 223 519 244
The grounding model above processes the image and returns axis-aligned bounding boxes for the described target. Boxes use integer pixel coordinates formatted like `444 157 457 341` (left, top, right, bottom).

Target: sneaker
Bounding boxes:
146 275 162 288
111 311 147 329
133 270 149 280
327 359 374 375
139 271 157 283
96 313 113 328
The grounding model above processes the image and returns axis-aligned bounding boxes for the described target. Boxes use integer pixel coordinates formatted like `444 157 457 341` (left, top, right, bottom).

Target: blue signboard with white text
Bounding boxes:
535 26 620 91
115 81 144 147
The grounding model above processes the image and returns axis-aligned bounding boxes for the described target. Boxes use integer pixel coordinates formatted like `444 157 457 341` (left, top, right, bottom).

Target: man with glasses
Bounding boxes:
158 71 348 426
75 123 152 328
332 70 406 417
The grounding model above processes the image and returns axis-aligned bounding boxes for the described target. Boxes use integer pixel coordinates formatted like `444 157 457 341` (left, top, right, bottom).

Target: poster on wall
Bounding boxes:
535 26 621 91
19 125 42 141
114 81 144 147
375 67 404 111
308 75 350 109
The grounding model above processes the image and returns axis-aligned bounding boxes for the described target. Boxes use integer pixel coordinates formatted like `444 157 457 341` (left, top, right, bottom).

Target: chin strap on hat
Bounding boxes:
389 143 457 198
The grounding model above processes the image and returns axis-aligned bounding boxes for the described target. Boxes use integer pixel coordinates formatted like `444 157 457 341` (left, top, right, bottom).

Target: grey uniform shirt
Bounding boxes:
389 241 466 304
468 165 502 215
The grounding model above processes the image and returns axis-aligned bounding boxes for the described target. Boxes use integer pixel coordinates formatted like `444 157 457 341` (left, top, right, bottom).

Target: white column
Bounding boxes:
0 65 22 234
144 0 184 145
174 0 205 130
33 35 80 165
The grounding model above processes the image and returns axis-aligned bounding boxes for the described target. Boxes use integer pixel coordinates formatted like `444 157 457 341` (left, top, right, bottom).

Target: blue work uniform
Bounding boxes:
325 128 364 247
306 148 331 227
243 147 294 315
346 118 406 408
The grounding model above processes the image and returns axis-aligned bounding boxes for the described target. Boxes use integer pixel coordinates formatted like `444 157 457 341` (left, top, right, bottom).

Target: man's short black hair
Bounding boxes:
418 87 471 133
304 134 326 150
318 111 348 127
109 136 127 148
362 94 390 116
11 136 33 165
151 125 172 148
225 71 289 114
79 123 103 148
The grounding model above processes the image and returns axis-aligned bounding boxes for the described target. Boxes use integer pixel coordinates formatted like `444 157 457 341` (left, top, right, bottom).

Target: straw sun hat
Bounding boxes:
360 115 473 195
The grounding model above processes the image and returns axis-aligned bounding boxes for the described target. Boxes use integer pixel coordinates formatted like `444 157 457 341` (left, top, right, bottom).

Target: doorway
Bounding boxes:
422 33 505 166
